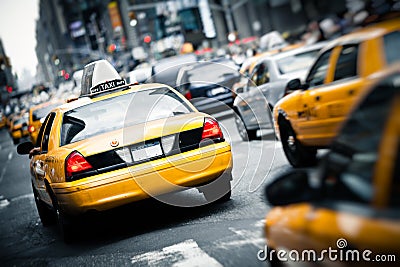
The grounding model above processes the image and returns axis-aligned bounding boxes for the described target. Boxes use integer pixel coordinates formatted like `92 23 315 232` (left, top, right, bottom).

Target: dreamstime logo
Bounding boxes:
122 60 279 207
257 238 397 263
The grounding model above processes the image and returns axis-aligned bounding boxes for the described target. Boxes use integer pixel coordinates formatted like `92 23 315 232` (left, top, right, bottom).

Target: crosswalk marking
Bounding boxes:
131 239 223 267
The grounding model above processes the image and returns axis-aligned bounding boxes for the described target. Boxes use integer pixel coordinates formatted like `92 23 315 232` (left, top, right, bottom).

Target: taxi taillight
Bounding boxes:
28 125 35 133
202 117 223 140
65 151 93 181
184 91 192 100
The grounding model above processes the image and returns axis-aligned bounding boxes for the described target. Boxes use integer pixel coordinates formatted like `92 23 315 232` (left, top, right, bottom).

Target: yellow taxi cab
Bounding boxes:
17 60 233 241
273 18 400 167
28 100 64 145
264 65 400 266
9 114 29 145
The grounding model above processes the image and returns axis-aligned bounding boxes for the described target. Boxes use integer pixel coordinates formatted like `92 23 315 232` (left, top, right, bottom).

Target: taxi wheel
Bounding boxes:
234 112 257 141
279 119 317 167
12 138 19 145
32 185 56 226
202 174 232 203
49 190 75 242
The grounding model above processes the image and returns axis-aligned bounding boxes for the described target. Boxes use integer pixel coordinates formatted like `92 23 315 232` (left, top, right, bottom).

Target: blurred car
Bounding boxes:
17 60 232 241
264 64 400 267
9 114 29 145
176 58 240 113
273 18 400 167
149 53 197 87
127 62 152 84
28 100 64 145
231 43 305 100
233 42 326 141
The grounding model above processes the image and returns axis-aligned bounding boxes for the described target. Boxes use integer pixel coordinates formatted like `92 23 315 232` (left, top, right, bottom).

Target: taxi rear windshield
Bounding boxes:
60 87 193 146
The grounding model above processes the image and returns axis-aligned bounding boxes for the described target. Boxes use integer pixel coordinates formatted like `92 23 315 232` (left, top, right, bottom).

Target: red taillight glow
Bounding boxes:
28 125 35 133
184 91 192 100
202 117 223 140
65 151 93 179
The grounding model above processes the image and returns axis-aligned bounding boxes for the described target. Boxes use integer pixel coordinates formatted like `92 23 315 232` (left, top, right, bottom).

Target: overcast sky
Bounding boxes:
0 0 39 86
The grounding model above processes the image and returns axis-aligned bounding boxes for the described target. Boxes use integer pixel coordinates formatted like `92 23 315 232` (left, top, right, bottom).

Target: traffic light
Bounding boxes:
6 85 12 93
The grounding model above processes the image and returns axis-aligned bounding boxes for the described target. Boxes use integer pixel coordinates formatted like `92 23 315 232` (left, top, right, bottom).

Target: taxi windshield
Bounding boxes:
60 87 193 146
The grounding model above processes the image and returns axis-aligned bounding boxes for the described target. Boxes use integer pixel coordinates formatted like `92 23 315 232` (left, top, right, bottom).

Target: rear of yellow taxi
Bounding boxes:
35 84 232 216
9 115 29 144
51 115 232 215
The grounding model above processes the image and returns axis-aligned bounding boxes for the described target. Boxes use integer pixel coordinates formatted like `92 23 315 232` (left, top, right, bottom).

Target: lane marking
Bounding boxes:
11 193 34 202
131 239 223 267
0 150 14 184
0 195 10 209
215 223 265 250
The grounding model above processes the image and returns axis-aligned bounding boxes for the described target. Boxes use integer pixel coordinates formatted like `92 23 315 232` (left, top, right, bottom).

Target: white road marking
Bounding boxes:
0 195 10 209
216 225 265 250
0 150 14 184
0 166 6 184
131 239 223 267
11 193 34 202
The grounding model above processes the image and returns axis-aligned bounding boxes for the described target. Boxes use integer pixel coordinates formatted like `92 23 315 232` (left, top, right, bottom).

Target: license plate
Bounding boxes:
210 87 226 96
131 142 163 162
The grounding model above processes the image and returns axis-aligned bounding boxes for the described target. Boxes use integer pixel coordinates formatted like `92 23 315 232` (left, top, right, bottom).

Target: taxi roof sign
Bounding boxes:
80 60 126 97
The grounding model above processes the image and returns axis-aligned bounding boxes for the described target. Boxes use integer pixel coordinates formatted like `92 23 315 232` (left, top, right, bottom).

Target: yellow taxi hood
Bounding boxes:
62 112 208 156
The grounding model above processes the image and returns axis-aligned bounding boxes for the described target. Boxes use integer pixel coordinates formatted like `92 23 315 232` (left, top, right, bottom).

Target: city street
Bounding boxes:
0 116 292 266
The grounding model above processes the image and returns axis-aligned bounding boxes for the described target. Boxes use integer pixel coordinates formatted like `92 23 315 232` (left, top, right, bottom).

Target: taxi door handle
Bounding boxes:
315 96 320 101
348 89 355 96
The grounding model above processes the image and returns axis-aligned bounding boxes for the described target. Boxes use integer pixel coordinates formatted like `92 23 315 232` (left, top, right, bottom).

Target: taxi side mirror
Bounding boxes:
17 141 35 155
265 170 320 206
287 78 301 91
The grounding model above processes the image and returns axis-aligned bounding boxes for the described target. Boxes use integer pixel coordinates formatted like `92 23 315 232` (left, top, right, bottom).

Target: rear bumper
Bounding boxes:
52 142 232 215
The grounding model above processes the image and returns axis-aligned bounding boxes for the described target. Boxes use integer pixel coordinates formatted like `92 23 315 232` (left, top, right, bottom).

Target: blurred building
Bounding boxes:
35 0 350 86
0 38 16 108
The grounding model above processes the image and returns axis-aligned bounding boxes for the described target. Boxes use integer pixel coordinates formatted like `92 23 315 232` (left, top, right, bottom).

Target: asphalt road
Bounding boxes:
0 117 293 266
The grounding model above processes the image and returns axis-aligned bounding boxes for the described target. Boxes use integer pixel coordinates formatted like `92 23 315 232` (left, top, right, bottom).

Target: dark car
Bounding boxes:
149 53 198 87
176 58 240 113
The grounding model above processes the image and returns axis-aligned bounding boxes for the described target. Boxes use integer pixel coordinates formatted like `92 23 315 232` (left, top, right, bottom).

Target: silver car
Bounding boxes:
233 41 328 141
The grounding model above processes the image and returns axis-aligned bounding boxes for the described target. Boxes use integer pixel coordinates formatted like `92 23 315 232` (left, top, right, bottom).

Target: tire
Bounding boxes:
48 188 75 243
202 173 232 203
234 111 257 141
13 138 19 145
279 119 317 167
32 185 56 226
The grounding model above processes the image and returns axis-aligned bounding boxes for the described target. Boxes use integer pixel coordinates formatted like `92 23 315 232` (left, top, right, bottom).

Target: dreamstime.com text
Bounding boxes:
257 238 396 263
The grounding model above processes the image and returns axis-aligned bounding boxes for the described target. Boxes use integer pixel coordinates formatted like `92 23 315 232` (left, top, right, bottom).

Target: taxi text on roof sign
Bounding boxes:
89 79 126 95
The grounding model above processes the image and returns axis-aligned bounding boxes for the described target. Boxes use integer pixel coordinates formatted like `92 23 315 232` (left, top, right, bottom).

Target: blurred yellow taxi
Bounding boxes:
273 18 400 167
9 114 29 145
17 60 232 241
0 110 6 129
28 100 63 145
264 65 400 266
